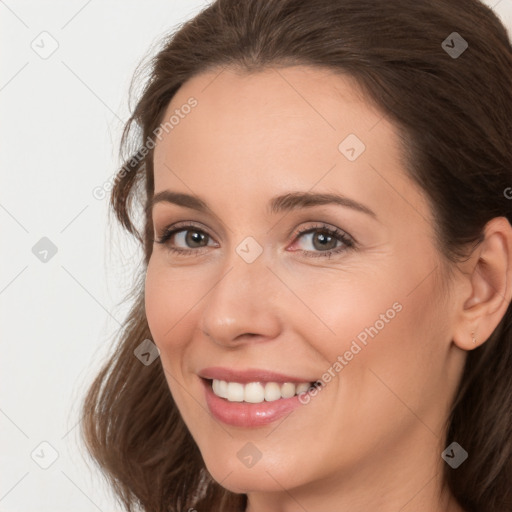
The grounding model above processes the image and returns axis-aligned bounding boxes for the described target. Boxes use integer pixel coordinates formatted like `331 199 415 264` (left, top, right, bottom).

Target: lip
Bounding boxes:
201 377 307 427
198 366 314 384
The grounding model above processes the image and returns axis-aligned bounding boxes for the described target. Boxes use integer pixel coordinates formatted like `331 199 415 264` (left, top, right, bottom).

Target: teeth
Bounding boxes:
296 382 310 394
212 379 229 399
264 382 281 402
211 379 314 403
280 382 296 399
226 382 244 402
245 382 265 403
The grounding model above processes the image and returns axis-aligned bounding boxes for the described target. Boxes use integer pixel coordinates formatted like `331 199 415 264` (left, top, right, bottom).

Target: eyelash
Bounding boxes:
154 221 355 259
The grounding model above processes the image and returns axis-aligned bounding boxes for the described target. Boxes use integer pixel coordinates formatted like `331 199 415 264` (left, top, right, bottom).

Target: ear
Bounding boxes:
452 216 512 350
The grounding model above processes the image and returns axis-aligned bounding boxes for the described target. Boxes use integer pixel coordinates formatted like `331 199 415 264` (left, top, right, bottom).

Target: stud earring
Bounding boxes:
471 331 477 344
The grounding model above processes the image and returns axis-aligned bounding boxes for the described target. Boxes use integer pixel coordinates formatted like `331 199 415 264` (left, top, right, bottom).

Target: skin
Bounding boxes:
144 65 512 512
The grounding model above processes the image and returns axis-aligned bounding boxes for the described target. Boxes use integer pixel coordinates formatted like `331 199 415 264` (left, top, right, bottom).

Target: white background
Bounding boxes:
1 1 511 510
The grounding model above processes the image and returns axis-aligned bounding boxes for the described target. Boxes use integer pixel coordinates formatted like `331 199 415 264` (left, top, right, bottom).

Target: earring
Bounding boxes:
471 331 477 344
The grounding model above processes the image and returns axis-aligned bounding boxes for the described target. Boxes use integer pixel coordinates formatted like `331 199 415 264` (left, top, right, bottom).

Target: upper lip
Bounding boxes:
198 366 315 384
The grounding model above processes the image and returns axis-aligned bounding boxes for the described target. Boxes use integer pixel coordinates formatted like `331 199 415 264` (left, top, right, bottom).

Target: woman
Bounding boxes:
81 0 512 511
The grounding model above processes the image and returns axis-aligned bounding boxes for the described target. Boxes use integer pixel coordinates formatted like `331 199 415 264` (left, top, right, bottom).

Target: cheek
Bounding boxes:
291 253 442 406
330 261 450 430
144 260 205 415
144 259 201 351
284 265 403 363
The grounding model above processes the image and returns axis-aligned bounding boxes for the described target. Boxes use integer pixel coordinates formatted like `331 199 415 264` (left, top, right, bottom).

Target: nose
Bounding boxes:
198 252 283 347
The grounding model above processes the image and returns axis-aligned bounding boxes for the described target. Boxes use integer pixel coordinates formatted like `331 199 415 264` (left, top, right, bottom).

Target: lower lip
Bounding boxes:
202 379 305 428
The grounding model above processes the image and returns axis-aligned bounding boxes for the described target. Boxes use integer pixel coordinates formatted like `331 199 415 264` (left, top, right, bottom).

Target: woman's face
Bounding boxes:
145 66 466 501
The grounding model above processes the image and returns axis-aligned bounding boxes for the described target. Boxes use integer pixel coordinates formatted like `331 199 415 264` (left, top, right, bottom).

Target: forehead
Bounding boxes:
154 65 381 168
152 65 427 227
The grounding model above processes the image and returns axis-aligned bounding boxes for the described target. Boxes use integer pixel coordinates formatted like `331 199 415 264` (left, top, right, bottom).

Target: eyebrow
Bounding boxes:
147 190 377 219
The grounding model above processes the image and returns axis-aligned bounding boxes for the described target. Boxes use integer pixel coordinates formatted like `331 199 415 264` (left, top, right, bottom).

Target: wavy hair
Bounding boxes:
80 1 512 510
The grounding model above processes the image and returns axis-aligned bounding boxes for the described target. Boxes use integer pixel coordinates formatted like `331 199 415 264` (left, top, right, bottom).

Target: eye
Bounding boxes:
288 223 355 259
154 222 217 256
154 221 356 259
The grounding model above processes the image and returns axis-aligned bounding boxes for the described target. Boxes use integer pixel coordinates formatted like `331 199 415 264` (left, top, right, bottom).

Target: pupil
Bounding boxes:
314 232 334 250
188 231 205 247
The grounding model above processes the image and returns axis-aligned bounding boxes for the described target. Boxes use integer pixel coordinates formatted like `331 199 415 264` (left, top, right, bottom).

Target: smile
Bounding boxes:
211 379 313 403
199 367 321 427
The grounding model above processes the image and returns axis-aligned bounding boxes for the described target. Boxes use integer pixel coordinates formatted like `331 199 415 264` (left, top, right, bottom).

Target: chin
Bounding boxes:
208 465 291 494
200 446 310 494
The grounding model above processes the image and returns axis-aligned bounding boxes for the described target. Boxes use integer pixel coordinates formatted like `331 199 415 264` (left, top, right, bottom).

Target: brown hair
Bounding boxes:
80 1 512 511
